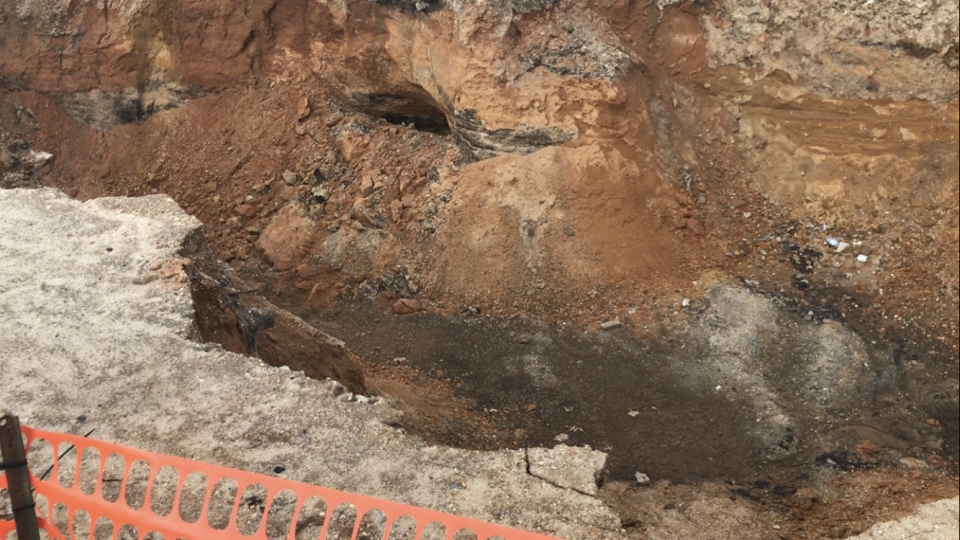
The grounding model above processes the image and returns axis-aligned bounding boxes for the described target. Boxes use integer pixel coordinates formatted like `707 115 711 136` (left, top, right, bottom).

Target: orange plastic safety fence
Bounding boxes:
1 427 564 540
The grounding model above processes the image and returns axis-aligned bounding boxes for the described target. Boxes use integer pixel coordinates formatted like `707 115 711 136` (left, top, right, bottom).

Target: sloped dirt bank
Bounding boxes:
179 228 368 393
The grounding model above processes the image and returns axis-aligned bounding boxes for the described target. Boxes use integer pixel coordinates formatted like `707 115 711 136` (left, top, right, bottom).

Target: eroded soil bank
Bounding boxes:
2 0 958 538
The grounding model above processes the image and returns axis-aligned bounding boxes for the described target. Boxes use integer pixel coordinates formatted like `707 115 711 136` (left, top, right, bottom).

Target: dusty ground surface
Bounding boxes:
1 0 958 538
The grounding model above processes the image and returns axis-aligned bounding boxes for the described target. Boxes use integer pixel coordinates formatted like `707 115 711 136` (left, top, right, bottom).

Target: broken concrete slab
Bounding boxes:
848 498 959 540
527 445 607 496
0 189 621 540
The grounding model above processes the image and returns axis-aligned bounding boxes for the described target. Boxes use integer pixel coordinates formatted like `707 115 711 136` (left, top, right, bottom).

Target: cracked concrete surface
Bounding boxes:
0 189 621 540
849 498 959 540
526 446 607 497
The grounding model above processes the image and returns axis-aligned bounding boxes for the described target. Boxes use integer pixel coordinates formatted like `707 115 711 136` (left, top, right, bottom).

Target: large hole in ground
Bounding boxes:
351 91 452 135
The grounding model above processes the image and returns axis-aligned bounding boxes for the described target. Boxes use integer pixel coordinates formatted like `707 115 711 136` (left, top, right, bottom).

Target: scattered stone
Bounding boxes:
390 199 403 223
351 199 381 229
297 96 311 121
360 176 375 197
826 237 840 249
236 204 257 218
311 186 329 203
681 299 691 308
203 181 218 193
393 357 407 364
926 418 941 427
555 433 570 443
528 445 607 496
282 170 299 186
628 411 640 417
0 147 14 170
26 150 54 168
600 320 622 330
458 306 481 316
837 242 850 253
392 298 420 316
857 254 869 263
789 490 821 514
745 5 763 16
635 472 651 485
526 403 538 413
415 1 430 11
899 127 919 142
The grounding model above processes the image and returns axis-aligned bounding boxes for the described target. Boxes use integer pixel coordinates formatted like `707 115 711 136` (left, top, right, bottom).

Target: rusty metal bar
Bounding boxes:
0 414 41 540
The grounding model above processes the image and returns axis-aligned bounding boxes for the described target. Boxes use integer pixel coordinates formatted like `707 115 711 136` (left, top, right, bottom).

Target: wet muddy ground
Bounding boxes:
305 291 959 487
317 301 759 482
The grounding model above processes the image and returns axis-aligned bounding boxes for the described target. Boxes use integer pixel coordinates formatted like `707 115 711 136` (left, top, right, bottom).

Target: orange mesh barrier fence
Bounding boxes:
1 426 564 540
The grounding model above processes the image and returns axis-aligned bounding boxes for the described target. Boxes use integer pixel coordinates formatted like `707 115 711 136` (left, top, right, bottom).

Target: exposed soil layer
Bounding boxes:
601 471 958 540
1 0 958 537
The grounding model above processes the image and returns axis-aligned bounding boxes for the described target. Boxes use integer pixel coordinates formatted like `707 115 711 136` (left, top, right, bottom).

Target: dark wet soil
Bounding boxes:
754 280 960 466
313 301 757 482
305 295 959 485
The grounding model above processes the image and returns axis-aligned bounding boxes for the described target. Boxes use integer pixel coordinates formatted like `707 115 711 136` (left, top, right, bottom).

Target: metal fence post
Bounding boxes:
0 415 41 540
